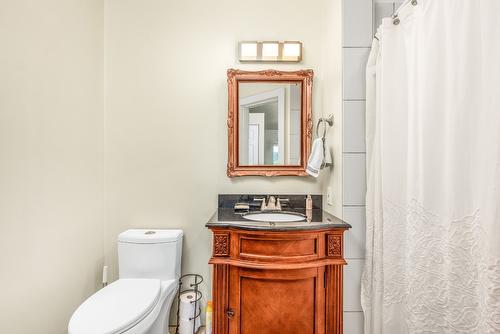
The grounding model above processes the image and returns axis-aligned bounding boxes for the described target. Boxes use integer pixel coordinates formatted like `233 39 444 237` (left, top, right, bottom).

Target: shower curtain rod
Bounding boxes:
392 0 418 25
374 0 418 39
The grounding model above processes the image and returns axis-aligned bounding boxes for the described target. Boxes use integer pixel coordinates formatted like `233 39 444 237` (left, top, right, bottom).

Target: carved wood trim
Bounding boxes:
213 233 230 257
226 68 314 177
213 264 230 334
326 265 343 334
327 234 343 258
209 257 346 269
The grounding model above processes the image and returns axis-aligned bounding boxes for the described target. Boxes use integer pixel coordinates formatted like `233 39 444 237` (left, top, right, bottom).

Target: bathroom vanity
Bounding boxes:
207 195 350 334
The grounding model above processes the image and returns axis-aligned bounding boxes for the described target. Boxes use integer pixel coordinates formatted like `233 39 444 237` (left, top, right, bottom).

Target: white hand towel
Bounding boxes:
323 141 332 168
307 138 324 177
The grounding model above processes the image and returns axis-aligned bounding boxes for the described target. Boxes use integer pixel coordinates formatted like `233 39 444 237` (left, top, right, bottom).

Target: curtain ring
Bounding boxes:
393 15 400 25
411 0 418 5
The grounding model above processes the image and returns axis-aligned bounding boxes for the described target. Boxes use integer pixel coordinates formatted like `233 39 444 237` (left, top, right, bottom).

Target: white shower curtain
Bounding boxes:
362 0 500 333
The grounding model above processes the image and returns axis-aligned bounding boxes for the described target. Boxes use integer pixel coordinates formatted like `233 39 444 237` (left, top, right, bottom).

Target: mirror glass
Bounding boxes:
238 82 302 166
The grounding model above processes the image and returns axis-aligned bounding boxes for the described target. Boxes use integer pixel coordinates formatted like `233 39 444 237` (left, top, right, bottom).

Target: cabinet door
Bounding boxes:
228 267 325 334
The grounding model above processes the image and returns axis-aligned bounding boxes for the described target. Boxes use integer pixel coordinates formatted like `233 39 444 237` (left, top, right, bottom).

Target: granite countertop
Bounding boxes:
206 208 351 231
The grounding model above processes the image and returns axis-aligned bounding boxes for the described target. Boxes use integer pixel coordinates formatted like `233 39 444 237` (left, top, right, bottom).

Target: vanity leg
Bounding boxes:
213 264 230 334
326 265 344 334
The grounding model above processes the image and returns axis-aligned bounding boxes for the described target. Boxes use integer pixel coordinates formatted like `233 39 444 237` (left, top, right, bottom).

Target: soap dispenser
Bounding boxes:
305 195 313 222
306 195 313 210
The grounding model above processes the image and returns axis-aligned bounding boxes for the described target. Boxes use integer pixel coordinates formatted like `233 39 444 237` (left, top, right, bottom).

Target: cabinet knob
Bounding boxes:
225 308 235 319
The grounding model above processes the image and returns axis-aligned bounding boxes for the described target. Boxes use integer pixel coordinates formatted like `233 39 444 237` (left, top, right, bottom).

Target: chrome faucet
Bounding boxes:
253 196 289 211
266 196 278 210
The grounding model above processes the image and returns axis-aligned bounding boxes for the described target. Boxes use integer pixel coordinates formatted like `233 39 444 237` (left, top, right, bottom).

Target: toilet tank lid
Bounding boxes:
118 229 183 244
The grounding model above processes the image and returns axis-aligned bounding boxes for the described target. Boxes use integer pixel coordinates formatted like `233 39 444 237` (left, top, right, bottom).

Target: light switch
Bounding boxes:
327 186 333 205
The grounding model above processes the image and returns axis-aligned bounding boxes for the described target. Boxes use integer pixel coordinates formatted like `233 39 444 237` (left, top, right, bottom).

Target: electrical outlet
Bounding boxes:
327 186 333 205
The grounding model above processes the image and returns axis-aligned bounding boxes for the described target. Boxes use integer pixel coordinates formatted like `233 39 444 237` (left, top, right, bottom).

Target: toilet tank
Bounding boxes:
117 229 183 281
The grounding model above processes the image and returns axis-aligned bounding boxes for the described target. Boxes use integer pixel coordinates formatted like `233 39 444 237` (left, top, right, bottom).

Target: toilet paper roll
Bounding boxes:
178 291 200 319
178 316 201 334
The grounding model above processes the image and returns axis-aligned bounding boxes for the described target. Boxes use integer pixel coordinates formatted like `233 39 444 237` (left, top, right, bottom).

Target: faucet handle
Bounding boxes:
276 198 289 211
253 197 267 211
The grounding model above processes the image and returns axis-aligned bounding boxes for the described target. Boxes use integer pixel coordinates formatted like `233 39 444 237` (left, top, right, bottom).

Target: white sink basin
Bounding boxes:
242 211 306 222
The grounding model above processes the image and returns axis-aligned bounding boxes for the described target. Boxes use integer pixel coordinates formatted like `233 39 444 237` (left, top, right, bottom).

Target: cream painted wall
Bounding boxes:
104 0 342 322
0 1 104 334
322 0 344 219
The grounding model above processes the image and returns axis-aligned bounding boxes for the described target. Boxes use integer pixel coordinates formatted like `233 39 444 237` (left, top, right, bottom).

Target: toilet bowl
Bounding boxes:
69 229 183 334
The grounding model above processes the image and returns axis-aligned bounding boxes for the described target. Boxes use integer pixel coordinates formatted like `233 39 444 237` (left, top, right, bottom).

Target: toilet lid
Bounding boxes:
68 278 161 334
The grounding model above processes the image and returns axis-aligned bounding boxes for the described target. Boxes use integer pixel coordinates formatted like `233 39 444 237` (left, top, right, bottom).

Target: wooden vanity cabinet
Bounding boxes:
208 228 348 334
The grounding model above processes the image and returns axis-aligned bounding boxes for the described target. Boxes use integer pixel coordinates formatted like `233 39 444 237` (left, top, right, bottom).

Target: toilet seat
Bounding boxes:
68 279 161 334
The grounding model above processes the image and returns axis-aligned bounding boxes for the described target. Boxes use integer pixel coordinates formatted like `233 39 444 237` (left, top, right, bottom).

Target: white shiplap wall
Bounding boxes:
342 0 404 332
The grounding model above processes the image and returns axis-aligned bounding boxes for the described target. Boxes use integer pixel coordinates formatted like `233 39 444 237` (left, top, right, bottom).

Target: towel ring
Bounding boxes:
316 114 334 139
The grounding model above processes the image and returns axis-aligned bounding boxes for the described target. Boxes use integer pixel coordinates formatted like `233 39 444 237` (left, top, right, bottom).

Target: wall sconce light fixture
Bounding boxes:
239 41 302 62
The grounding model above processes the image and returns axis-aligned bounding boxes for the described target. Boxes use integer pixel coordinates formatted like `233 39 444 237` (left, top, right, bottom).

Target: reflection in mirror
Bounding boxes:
238 82 302 166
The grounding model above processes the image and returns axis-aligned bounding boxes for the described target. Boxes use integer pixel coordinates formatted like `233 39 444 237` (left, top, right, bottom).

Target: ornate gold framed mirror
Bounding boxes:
227 69 313 177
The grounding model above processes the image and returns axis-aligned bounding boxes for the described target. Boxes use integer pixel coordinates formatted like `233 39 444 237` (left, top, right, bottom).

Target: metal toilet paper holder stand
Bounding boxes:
175 273 203 334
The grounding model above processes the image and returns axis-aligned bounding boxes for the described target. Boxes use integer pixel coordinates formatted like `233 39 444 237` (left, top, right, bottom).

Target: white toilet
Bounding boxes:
69 229 183 334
